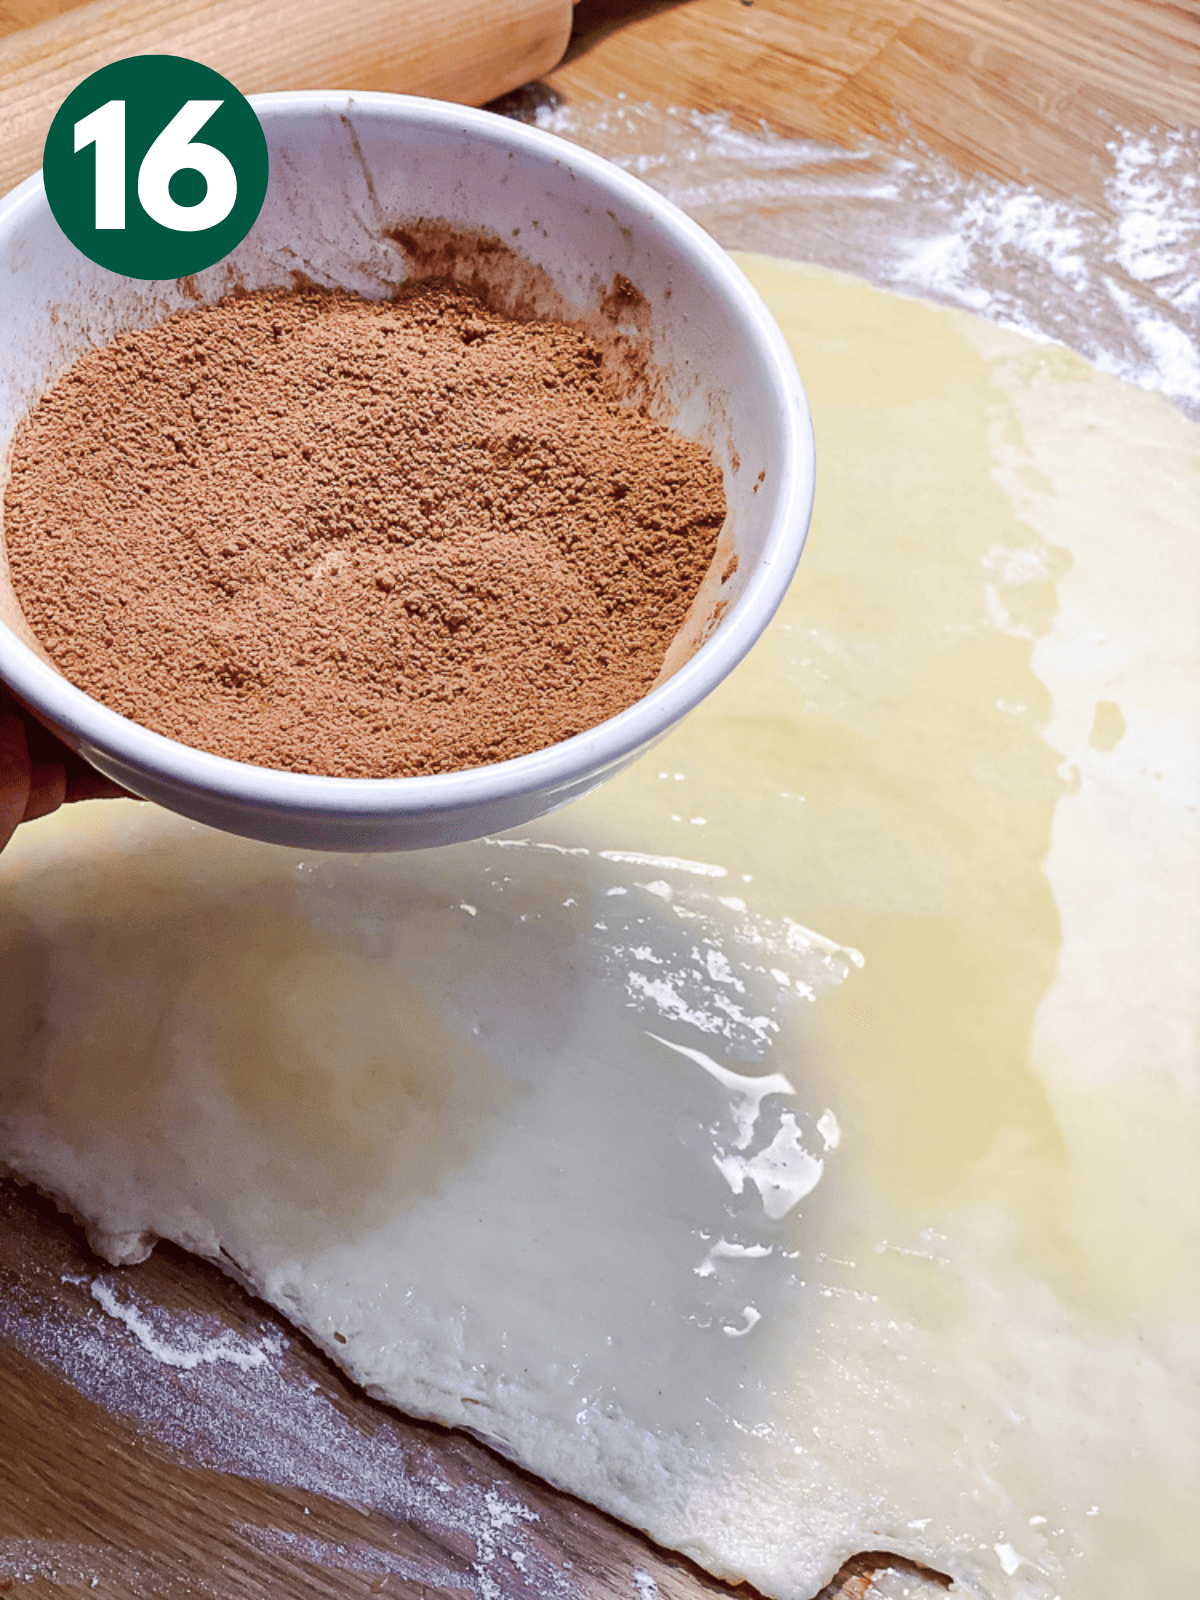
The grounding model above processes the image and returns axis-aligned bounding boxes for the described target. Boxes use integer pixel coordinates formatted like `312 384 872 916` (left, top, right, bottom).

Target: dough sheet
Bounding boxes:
2 259 1197 1600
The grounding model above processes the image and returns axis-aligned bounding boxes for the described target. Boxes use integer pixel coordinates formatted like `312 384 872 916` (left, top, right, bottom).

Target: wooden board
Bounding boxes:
0 1179 942 1600
0 0 573 198
0 2 1195 1596
546 0 1200 209
6 0 1198 208
2 1178 715 1598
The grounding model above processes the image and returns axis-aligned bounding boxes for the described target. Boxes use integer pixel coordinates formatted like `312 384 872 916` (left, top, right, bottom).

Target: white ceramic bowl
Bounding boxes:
0 92 814 851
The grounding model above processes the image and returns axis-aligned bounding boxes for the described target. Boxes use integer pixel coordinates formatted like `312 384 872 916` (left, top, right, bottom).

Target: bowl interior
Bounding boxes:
2 94 791 666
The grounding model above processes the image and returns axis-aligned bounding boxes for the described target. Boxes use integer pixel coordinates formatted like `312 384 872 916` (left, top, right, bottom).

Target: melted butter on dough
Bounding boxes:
2 259 1197 1600
2 845 519 1265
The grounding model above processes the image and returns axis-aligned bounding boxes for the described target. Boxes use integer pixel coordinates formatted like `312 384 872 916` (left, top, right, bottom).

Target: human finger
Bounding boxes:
23 757 69 822
64 755 130 803
20 705 131 807
0 697 33 852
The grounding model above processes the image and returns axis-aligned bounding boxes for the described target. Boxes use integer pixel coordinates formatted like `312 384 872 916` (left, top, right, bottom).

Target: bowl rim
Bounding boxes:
0 89 815 820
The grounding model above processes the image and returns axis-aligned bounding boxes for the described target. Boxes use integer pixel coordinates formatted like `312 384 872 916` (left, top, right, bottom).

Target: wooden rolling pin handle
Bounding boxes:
0 0 574 197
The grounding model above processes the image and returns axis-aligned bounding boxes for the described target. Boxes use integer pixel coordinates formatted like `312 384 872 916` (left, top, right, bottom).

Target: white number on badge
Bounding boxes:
73 98 238 233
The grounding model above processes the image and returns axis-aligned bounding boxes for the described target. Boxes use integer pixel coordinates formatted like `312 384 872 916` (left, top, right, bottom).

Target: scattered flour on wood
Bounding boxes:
514 99 1199 418
0 1271 583 1600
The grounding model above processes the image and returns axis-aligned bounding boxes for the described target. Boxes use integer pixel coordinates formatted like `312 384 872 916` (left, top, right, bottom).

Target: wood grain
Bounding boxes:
0 1178 710 1598
0 0 572 195
0 1180 947 1599
548 0 1200 206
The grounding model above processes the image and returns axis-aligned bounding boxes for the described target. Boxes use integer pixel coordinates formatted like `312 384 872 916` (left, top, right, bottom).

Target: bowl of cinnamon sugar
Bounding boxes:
0 93 814 850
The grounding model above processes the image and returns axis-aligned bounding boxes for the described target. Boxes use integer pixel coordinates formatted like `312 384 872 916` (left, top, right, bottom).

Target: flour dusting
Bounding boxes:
90 1278 278 1371
0 1538 148 1591
507 98 1200 417
237 1526 474 1588
633 1569 659 1600
0 1270 583 1600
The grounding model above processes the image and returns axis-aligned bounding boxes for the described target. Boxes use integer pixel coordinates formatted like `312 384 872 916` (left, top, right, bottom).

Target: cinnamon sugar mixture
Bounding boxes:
3 284 724 776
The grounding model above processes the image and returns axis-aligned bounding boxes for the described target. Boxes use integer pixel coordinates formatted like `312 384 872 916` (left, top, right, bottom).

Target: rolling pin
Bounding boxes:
0 0 574 198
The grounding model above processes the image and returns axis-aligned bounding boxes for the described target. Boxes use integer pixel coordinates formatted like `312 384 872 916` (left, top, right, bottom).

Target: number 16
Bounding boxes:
74 99 239 233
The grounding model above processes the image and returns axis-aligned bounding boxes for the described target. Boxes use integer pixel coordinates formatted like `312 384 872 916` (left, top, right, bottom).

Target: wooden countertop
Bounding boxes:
547 0 1200 209
1 3 1196 1597
5 0 1199 206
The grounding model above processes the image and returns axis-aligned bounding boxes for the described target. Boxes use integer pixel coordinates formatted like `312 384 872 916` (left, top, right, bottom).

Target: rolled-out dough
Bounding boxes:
2 259 1197 1600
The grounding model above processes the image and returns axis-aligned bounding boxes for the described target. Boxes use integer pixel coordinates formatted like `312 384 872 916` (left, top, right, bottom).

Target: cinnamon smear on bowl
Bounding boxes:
3 283 725 777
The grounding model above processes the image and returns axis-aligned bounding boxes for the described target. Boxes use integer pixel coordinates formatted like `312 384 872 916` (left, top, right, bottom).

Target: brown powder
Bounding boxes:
3 282 724 777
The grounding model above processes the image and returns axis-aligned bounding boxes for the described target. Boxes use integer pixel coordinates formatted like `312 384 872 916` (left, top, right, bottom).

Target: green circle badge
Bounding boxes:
44 55 268 280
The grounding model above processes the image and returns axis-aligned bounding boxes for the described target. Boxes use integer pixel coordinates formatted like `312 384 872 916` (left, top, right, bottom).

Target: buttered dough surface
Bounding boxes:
2 260 1197 1600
